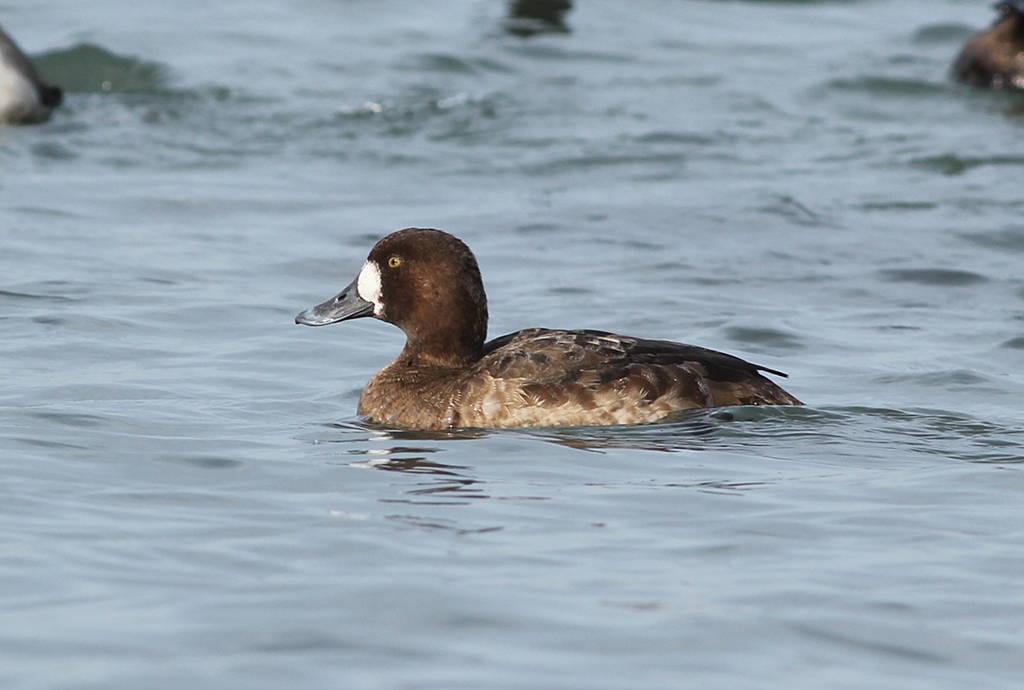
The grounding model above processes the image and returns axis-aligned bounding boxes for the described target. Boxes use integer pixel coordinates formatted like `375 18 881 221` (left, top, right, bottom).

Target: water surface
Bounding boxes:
2 1 1024 688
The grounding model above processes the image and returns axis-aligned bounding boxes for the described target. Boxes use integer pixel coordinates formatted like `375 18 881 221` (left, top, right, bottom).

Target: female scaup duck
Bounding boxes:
296 228 802 430
0 23 62 125
953 1 1024 89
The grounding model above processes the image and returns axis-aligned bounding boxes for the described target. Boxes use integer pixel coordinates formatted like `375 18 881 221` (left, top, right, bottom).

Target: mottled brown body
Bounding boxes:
359 328 800 430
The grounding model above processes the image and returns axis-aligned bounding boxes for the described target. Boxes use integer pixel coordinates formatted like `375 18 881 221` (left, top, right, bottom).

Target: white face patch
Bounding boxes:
356 260 384 316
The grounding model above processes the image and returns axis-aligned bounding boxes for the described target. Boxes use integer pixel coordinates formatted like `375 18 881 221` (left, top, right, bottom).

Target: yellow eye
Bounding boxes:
387 256 402 268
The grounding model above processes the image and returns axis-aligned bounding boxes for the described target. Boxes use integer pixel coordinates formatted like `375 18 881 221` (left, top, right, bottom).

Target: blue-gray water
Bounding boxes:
3 1 1024 688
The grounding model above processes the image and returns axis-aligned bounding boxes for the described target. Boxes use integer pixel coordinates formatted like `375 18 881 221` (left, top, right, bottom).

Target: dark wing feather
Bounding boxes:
481 328 789 381
479 328 631 383
478 328 801 409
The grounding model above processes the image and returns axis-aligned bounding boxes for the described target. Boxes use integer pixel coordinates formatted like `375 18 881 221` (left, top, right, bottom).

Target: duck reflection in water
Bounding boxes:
337 426 489 502
504 0 573 37
953 1 1024 89
0 23 62 125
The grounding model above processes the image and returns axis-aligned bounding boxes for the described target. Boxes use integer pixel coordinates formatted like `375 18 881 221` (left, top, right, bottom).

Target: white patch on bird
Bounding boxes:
356 260 384 316
0 59 39 124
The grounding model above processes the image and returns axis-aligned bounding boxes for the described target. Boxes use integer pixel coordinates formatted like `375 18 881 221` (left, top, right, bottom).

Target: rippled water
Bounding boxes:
3 1 1024 688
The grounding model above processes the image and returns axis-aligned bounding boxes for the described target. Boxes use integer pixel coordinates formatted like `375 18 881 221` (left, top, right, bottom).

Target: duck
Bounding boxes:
505 0 573 37
953 1 1024 89
0 23 62 125
295 228 802 430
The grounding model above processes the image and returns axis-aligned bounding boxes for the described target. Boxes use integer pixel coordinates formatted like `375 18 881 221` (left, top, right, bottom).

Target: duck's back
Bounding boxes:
359 328 801 429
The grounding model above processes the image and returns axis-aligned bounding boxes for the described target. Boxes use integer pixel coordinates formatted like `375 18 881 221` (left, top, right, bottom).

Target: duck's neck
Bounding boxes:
397 323 486 369
394 347 476 372
395 296 488 369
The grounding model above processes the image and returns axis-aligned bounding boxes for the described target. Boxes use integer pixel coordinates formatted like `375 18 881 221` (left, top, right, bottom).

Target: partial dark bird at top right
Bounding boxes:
953 1 1024 89
504 0 573 38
